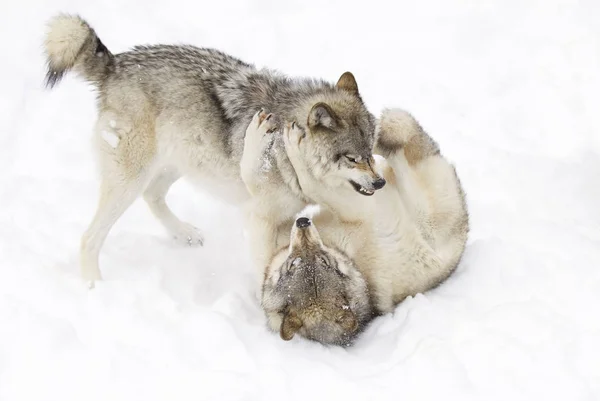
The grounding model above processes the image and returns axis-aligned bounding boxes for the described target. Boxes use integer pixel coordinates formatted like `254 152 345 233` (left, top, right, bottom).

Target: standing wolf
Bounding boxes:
241 109 469 345
43 14 385 284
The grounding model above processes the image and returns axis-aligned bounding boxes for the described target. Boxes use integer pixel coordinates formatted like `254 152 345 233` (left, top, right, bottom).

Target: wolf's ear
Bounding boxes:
308 102 338 130
337 310 358 333
336 71 359 96
280 312 303 341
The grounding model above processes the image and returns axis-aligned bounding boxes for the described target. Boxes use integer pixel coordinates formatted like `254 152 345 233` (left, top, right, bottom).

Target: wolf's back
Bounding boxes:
44 14 114 88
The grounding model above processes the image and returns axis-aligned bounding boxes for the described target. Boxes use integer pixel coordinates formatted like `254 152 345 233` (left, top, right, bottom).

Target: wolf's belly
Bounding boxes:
185 172 250 206
154 127 250 206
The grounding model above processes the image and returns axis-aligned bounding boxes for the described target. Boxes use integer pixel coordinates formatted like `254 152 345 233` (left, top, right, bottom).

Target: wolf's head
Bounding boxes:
297 72 386 196
262 217 373 346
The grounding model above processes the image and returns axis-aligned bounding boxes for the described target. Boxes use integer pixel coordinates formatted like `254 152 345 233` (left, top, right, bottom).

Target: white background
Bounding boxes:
1 0 599 400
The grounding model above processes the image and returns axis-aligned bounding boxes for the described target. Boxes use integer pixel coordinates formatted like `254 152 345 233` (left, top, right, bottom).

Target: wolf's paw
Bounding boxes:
247 109 278 139
173 223 204 247
243 110 278 163
242 110 280 189
376 108 421 156
283 121 306 157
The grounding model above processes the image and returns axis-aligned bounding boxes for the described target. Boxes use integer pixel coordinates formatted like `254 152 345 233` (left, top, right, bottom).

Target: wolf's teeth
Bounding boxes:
358 187 374 195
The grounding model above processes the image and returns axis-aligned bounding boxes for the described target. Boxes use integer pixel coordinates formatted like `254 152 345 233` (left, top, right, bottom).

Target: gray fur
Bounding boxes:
43 14 383 283
245 109 470 346
261 221 374 346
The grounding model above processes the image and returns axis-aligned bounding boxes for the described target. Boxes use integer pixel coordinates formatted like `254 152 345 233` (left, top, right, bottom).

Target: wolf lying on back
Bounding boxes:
241 109 469 345
43 14 386 284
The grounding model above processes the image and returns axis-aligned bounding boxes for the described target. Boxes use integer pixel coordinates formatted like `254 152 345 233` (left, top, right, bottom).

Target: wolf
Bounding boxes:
42 14 386 284
241 108 469 346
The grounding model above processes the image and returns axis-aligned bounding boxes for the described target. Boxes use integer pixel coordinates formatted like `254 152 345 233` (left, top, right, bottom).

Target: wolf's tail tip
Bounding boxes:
43 14 92 86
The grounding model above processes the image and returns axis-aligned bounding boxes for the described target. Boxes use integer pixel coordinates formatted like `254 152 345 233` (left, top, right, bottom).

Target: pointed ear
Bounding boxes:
280 312 303 341
337 310 358 333
336 71 359 95
308 102 338 130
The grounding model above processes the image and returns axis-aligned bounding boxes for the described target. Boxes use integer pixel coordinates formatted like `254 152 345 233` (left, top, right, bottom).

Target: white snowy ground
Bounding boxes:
1 0 599 400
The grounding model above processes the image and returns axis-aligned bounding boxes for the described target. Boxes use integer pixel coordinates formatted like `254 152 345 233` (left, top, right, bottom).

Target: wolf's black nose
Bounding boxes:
373 178 386 190
373 178 385 189
296 217 311 228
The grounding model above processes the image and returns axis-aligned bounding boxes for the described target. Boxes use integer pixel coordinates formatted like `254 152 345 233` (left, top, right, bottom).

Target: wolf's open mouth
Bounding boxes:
349 180 374 196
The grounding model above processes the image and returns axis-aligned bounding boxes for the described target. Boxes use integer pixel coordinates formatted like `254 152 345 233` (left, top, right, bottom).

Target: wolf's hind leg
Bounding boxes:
81 176 145 285
143 168 204 246
81 114 156 285
376 109 440 165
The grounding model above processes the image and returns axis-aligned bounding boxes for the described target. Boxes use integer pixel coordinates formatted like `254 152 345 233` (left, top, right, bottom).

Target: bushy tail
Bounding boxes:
43 14 114 88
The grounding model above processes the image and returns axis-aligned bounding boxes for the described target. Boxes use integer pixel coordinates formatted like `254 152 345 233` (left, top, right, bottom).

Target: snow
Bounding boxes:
1 0 600 400
100 130 119 148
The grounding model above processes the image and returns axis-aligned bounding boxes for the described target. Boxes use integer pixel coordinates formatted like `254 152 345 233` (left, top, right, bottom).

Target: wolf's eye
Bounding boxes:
345 155 360 164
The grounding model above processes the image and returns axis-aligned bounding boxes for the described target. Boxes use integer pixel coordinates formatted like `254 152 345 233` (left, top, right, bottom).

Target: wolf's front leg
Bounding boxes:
282 121 322 200
240 109 278 196
242 206 279 286
240 110 283 286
